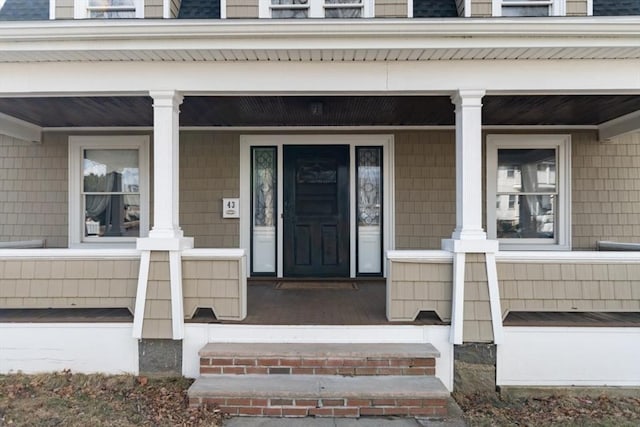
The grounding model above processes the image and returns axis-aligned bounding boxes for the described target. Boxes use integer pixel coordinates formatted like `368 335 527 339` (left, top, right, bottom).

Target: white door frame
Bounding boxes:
240 134 395 278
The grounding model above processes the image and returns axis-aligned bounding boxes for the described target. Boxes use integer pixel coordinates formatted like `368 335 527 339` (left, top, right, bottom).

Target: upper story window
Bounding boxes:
69 136 149 247
259 0 373 18
74 0 144 19
493 0 565 17
487 134 571 250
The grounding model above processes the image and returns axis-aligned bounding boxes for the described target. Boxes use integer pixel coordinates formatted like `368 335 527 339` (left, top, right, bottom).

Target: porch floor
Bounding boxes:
194 280 445 326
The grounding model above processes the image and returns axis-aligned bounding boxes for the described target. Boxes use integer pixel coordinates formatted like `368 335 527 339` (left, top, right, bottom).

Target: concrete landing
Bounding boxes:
190 374 449 399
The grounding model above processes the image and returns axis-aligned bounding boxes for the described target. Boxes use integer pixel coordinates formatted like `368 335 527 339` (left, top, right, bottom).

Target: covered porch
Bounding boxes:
0 20 639 385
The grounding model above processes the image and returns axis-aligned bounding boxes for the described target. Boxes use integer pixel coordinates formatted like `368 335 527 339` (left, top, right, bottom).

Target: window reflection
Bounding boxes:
496 149 557 240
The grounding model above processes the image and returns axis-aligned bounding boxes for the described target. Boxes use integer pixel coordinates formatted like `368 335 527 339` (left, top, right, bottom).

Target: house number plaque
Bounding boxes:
222 198 240 218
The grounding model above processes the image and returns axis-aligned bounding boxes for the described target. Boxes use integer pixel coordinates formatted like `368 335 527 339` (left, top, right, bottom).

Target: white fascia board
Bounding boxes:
598 109 640 142
0 112 42 143
1 18 640 53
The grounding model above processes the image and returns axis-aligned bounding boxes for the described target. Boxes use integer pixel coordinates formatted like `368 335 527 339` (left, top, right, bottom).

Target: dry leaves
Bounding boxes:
454 391 640 426
0 372 224 427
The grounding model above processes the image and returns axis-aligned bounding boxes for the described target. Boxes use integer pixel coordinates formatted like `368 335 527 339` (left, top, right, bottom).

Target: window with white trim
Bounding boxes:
492 0 565 16
487 135 571 250
259 0 373 18
74 0 144 19
69 136 149 246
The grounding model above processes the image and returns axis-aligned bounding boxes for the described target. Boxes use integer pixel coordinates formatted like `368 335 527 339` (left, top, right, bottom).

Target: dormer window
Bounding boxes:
493 0 565 17
260 0 373 18
74 0 144 18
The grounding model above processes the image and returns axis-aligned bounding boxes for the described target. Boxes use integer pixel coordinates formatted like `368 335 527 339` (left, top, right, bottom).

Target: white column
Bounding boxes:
451 89 486 241
148 90 184 240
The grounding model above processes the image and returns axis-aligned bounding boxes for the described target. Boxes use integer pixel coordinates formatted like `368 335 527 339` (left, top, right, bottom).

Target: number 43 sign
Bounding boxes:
222 198 240 218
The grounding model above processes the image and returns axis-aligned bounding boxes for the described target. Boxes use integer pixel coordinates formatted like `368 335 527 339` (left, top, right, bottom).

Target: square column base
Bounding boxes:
137 237 194 251
442 239 498 253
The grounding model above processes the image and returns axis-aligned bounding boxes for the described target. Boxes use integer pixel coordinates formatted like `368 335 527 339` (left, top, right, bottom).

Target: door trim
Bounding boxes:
240 134 395 278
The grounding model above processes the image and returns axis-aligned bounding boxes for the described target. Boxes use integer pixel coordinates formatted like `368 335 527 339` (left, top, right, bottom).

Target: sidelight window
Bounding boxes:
356 147 382 274
251 147 277 274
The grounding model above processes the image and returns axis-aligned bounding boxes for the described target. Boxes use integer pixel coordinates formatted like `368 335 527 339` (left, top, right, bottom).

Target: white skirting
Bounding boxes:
497 327 640 387
0 323 139 375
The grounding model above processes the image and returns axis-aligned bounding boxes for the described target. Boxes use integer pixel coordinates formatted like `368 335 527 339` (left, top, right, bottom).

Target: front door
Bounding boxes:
283 145 350 277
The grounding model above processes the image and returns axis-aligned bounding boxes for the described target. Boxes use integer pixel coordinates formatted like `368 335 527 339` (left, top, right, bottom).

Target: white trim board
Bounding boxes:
240 134 394 278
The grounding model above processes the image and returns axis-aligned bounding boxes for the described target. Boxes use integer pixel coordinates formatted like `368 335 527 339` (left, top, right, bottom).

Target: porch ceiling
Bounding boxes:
0 95 639 128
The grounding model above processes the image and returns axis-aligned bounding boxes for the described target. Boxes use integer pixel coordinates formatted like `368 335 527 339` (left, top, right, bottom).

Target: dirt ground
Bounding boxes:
1 372 639 426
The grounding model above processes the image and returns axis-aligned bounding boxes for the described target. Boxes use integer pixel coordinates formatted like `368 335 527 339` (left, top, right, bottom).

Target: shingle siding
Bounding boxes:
413 0 458 17
593 0 640 16
0 0 49 21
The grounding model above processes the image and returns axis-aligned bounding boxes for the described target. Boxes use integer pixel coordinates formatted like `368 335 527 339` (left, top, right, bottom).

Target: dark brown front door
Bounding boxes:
283 145 350 277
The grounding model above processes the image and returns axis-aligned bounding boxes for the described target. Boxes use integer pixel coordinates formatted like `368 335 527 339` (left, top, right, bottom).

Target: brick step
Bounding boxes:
199 343 439 376
188 374 451 418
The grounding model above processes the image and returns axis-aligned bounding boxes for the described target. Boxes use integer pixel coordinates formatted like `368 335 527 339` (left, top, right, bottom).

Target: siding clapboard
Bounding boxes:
226 0 259 18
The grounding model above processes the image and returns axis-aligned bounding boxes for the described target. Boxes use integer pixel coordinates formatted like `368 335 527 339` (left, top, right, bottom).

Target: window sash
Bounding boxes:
265 0 368 18
75 0 143 18
68 136 149 246
494 0 564 16
486 134 571 250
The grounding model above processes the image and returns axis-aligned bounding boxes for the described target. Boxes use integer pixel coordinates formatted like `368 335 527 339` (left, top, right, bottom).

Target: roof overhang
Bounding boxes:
1 17 640 63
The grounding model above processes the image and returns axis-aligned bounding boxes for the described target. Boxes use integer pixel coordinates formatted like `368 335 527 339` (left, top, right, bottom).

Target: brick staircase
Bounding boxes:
188 343 452 418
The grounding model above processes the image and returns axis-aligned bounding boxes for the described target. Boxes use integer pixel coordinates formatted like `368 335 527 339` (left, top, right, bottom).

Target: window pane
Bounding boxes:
325 8 362 18
88 0 135 5
497 149 556 193
271 0 308 18
496 194 555 239
502 6 550 16
89 10 136 17
83 149 139 192
85 194 140 237
272 9 309 17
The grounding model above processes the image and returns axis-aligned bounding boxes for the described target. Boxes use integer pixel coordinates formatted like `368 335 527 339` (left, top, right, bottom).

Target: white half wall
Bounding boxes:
497 327 640 387
0 323 139 375
183 324 454 391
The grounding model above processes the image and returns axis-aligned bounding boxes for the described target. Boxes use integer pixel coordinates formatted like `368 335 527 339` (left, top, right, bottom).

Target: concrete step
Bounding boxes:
199 343 439 376
188 374 451 418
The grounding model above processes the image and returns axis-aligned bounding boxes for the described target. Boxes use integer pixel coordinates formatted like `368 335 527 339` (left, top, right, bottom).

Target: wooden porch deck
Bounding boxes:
193 280 446 326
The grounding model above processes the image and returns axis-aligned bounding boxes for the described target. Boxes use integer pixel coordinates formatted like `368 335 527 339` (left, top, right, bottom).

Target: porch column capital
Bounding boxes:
142 89 188 243
450 89 486 241
150 90 184 110
450 89 485 107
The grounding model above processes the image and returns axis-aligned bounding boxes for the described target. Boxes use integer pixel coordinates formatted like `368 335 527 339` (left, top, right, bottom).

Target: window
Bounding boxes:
487 135 570 250
74 0 144 19
493 0 565 17
69 136 149 246
259 0 373 18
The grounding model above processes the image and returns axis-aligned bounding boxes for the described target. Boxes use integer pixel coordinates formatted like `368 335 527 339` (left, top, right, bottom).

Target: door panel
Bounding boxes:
283 145 349 277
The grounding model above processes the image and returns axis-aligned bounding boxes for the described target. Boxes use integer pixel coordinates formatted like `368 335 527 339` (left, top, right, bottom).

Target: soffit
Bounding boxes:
1 18 640 63
0 95 639 128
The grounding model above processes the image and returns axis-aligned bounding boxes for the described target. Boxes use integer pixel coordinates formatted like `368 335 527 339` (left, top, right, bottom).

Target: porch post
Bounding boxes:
443 89 502 349
451 89 486 241
135 90 192 347
149 90 184 241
